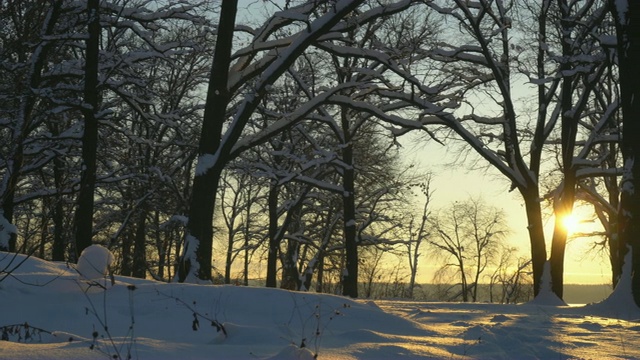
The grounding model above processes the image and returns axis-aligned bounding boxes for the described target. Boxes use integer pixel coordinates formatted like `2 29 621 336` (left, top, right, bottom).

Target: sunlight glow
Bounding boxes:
561 213 580 234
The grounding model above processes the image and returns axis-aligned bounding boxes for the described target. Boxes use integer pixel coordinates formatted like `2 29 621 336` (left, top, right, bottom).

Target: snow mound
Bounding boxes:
76 245 114 280
587 248 640 320
528 261 567 306
528 289 567 306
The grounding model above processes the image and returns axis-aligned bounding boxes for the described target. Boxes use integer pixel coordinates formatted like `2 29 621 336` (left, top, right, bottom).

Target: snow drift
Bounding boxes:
1 251 639 359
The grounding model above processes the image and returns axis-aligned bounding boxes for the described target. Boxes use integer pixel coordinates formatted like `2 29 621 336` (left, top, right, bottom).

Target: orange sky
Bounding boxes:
403 138 613 286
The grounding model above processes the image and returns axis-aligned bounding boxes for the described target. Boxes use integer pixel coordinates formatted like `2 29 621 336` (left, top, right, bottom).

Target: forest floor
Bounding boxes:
1 251 639 359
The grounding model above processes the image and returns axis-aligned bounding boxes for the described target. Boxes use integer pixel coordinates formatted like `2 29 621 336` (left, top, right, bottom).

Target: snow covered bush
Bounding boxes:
76 245 114 281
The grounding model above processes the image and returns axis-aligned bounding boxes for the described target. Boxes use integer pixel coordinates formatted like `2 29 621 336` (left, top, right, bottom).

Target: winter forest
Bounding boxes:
2 0 640 309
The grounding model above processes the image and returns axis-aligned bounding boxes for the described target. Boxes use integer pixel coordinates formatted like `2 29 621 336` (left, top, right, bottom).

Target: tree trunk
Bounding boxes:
224 225 235 284
301 258 315 292
266 182 279 288
408 216 426 299
154 211 166 280
176 0 238 282
606 142 621 286
280 202 303 290
549 177 576 299
601 55 622 287
458 255 468 302
51 149 66 261
121 226 132 276
178 161 225 282
1 162 20 253
73 0 100 260
409 181 431 299
472 253 481 302
38 201 49 258
281 238 301 290
132 211 147 278
243 237 250 286
243 193 251 286
548 0 580 300
520 186 547 297
611 0 640 306
315 253 325 293
341 111 358 298
408 254 418 299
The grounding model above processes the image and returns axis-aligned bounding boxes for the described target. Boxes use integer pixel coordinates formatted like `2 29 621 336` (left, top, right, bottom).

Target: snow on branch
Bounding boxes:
214 0 367 169
460 113 506 125
230 81 362 157
428 45 489 66
327 95 425 130
576 167 622 179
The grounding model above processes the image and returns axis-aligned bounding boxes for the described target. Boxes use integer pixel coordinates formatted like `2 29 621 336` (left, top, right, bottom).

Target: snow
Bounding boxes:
599 34 618 47
1 252 639 359
589 247 640 319
194 153 218 176
275 9 310 22
528 261 567 307
615 0 629 25
76 245 114 281
176 234 202 284
0 211 17 250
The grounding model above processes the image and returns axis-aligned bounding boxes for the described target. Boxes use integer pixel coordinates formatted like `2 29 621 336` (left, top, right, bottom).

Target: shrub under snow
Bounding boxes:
76 245 114 280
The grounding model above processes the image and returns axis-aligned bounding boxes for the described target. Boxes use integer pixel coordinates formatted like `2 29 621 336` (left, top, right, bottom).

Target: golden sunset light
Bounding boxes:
561 213 580 235
3 0 640 358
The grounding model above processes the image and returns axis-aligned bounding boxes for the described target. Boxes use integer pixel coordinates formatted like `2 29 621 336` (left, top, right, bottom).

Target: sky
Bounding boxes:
403 137 613 286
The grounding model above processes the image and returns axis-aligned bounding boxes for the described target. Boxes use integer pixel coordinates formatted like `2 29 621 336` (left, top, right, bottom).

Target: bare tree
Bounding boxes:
545 0 614 299
429 198 509 302
324 0 618 299
218 170 255 284
0 1 64 252
72 0 101 260
488 246 533 304
406 178 433 299
0 0 210 271
177 0 369 283
176 0 239 282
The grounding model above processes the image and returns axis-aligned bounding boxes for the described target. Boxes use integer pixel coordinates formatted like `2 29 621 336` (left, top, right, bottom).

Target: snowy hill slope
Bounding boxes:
1 251 640 359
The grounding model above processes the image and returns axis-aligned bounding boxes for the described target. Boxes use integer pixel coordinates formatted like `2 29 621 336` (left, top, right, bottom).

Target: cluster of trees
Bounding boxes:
1 0 639 304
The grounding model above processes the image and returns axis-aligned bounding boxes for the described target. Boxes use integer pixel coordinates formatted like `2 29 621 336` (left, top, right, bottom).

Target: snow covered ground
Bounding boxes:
1 251 640 359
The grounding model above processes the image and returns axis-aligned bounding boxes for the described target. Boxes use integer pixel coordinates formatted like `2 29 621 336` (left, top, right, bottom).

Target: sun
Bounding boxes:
560 213 580 234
